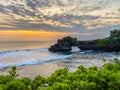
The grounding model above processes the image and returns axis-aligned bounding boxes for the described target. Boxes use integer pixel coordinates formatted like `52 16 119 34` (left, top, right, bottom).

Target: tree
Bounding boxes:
62 36 78 46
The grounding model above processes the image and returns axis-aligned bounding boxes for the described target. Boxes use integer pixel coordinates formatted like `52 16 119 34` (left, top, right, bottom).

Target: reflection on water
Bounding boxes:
0 41 55 51
0 41 119 69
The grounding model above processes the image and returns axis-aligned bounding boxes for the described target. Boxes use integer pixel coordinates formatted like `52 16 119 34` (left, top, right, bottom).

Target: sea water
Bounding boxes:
0 41 119 68
0 41 72 68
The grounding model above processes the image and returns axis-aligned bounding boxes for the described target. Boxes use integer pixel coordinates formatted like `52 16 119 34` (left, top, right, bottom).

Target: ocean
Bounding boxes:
0 41 119 69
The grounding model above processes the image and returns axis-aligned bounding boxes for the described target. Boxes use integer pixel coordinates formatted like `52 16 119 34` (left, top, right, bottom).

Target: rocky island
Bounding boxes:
49 29 120 52
49 36 78 52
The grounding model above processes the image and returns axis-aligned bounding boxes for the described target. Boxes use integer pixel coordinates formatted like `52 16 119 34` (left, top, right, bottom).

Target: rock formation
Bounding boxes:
49 29 120 52
49 39 72 52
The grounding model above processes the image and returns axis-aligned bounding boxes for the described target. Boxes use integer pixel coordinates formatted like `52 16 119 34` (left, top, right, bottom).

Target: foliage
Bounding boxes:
32 75 46 90
9 66 19 79
62 36 78 46
6 80 25 90
97 38 107 47
97 29 120 49
1 59 120 90
110 29 120 38
40 83 71 90
118 52 120 55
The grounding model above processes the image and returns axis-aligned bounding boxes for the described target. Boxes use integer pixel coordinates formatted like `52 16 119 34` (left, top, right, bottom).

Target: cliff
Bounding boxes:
49 29 120 52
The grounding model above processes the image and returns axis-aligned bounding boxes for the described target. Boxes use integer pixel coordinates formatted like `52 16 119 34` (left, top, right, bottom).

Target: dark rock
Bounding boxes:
49 35 120 52
77 40 120 52
49 39 72 52
77 40 101 51
77 45 101 50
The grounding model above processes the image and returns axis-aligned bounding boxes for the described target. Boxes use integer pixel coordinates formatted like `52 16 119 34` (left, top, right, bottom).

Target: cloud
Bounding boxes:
0 0 119 40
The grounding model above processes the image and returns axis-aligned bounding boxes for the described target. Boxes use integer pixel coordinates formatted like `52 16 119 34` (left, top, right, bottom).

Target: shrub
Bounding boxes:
32 75 46 90
9 66 19 79
1 58 120 90
6 80 25 90
62 36 78 46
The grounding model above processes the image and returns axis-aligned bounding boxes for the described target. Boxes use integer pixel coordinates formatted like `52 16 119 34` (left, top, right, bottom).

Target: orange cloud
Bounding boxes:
0 30 77 41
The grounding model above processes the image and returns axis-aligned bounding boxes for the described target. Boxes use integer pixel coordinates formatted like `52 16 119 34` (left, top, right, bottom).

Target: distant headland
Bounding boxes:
49 29 120 52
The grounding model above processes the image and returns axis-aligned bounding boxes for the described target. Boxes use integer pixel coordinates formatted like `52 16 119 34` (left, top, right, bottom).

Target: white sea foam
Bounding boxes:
0 48 48 55
0 48 72 68
0 47 119 69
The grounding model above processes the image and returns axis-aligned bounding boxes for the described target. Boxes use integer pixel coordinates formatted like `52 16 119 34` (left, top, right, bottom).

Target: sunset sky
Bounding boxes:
0 0 120 41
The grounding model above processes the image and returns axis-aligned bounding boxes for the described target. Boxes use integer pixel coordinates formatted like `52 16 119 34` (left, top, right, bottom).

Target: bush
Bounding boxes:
97 29 120 49
32 75 46 90
97 38 107 47
9 66 19 79
41 83 71 90
62 36 78 46
118 52 120 55
1 58 120 90
6 80 25 90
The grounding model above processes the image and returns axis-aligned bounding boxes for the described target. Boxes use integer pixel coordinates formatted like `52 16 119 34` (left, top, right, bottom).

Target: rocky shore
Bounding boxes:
49 29 120 52
0 52 112 79
49 39 72 52
49 38 119 52
77 40 120 51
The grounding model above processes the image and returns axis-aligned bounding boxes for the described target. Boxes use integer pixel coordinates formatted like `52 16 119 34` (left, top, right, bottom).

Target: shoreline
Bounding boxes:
0 57 112 79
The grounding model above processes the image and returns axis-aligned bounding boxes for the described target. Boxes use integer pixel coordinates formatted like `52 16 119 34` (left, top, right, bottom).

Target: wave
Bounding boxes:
0 48 48 55
79 50 120 60
79 50 93 54
0 48 119 69
0 55 72 68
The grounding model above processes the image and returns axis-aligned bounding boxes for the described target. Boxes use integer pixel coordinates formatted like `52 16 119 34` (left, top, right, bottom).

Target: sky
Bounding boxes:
0 0 120 41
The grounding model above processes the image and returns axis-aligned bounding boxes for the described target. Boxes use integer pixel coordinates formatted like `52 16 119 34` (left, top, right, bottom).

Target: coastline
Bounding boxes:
0 56 112 79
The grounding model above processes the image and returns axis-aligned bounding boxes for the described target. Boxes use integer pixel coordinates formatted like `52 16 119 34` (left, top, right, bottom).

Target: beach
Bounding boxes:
0 51 114 79
0 41 119 79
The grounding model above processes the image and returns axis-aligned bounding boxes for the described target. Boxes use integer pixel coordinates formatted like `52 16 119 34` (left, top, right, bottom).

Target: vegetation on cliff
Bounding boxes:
49 36 78 52
62 36 78 46
49 29 120 52
0 58 120 90
97 29 120 50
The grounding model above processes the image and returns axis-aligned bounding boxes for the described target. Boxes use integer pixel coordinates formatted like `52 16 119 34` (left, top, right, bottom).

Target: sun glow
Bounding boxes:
0 30 77 41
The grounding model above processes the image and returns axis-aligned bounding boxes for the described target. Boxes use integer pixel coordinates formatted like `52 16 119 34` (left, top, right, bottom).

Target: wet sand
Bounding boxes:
0 57 111 79
0 62 62 79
